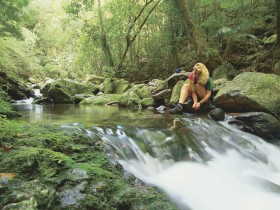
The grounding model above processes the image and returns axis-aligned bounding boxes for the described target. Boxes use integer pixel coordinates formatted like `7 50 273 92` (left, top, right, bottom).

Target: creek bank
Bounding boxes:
1 68 280 140
0 119 178 210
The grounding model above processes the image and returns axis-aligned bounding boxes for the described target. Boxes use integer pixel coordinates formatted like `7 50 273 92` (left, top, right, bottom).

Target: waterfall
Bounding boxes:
93 117 280 210
14 89 42 104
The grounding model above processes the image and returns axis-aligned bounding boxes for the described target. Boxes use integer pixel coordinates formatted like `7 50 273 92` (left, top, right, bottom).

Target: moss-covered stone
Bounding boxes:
169 80 185 106
215 72 280 116
141 98 155 107
118 84 153 108
80 94 121 105
212 62 236 80
113 79 130 94
0 119 178 210
101 78 114 94
274 61 280 76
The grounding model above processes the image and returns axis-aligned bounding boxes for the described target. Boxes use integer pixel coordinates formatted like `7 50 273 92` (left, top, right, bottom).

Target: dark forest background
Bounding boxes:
1 0 280 83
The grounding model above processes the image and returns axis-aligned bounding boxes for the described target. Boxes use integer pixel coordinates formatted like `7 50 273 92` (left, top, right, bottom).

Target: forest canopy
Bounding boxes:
0 0 279 82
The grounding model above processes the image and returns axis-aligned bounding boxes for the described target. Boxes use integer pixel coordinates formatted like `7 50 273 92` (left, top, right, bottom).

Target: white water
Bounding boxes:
96 118 280 210
14 89 42 104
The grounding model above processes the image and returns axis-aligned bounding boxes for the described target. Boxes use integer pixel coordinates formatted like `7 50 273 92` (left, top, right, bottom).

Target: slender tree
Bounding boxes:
118 0 162 69
173 0 209 60
275 0 280 48
97 0 114 67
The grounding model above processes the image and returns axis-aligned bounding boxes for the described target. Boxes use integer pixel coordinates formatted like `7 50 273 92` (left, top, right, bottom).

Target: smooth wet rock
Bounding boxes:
209 108 225 121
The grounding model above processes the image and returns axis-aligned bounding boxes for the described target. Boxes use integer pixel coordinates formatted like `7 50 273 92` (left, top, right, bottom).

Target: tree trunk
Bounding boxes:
168 12 180 66
118 0 162 69
97 0 114 67
275 0 280 48
173 0 209 60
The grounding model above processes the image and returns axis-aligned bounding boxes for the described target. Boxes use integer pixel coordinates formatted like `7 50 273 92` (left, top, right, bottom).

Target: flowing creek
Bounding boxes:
12 103 280 210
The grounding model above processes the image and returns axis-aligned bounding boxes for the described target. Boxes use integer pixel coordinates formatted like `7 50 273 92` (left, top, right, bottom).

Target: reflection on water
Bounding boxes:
11 103 172 127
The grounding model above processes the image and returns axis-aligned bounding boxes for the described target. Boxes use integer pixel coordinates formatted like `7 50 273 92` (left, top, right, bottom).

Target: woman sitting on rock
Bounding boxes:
170 63 213 114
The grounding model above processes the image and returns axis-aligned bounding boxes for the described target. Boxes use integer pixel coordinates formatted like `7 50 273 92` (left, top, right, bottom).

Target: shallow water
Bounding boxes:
12 103 280 210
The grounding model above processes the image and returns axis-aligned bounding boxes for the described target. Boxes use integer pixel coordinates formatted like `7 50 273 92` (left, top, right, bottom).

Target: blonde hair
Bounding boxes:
194 63 209 85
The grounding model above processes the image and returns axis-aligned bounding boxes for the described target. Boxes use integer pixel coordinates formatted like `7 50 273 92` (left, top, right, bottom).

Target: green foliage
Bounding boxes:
0 87 12 114
0 37 42 80
0 0 29 38
66 0 94 17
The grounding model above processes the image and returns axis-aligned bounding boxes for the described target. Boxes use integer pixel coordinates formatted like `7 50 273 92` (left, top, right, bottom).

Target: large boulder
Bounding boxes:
48 87 73 104
101 78 130 94
228 112 280 140
169 80 185 106
41 79 99 103
212 62 236 80
119 84 154 108
55 79 99 96
0 72 33 100
214 72 280 116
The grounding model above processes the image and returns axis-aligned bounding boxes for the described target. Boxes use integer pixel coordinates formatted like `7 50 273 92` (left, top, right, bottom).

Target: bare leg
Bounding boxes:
179 83 191 104
195 83 207 99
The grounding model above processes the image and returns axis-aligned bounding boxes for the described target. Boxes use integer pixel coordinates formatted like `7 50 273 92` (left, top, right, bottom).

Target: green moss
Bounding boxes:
0 118 178 209
0 147 74 179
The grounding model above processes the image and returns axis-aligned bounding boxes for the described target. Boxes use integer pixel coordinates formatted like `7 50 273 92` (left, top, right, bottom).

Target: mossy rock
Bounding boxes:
54 79 99 96
169 80 185 106
0 147 74 179
212 62 236 80
214 72 280 116
113 79 130 94
48 87 73 104
101 78 115 94
80 94 121 105
141 98 155 107
85 74 106 85
274 61 280 76
263 34 277 45
118 84 152 108
119 87 142 108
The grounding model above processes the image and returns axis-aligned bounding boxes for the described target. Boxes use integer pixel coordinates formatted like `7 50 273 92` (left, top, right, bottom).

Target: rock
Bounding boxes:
48 87 73 104
209 108 225 121
149 79 167 93
85 74 106 84
101 78 130 94
41 79 100 104
212 62 236 80
141 98 155 107
214 72 280 116
263 34 277 48
169 80 185 106
119 85 154 108
228 112 280 140
0 72 34 100
152 89 172 100
167 72 189 89
274 61 280 76
32 97 53 104
80 94 121 105
73 94 94 104
113 79 130 94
